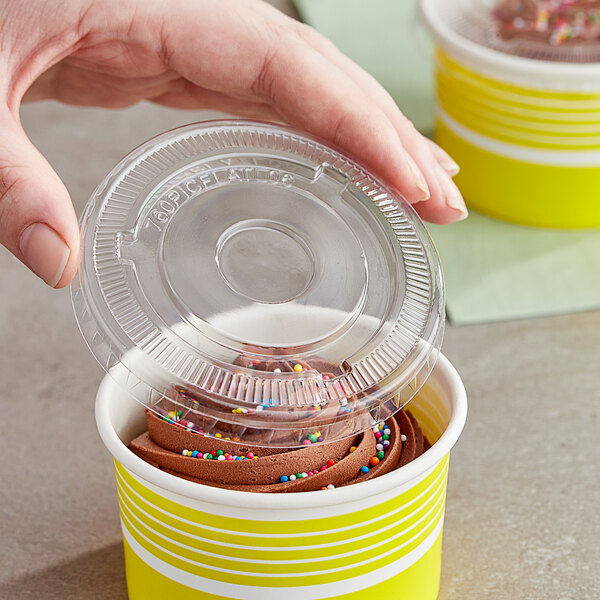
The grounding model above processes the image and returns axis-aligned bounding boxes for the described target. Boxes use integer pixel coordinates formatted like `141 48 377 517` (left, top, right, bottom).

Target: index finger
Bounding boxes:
157 1 430 204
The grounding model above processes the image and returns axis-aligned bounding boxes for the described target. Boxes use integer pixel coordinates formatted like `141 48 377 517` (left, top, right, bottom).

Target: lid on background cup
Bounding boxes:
72 120 444 447
423 0 600 63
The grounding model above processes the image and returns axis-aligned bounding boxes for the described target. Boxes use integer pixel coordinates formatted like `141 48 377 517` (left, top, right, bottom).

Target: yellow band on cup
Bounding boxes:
434 48 600 228
114 455 448 589
122 533 443 600
116 467 448 561
437 50 600 115
436 117 600 228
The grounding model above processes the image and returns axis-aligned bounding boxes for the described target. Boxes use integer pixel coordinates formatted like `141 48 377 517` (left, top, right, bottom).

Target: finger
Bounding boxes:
413 163 468 224
246 40 431 204
160 6 430 205
150 82 458 222
0 111 79 287
294 24 466 218
424 138 460 176
386 120 467 222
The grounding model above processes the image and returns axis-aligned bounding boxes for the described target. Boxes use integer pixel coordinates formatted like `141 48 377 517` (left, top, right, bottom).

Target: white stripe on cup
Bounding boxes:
114 459 448 541
121 504 444 580
437 107 600 167
117 479 446 565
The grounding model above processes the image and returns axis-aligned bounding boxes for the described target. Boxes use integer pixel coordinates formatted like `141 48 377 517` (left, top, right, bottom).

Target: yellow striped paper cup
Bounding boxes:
95 353 467 600
421 0 600 229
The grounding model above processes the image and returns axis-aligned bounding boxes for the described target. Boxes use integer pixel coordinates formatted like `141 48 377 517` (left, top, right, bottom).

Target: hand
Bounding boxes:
1 0 466 288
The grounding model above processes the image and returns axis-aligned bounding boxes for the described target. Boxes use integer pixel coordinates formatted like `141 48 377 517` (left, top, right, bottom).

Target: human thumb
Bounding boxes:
0 110 79 288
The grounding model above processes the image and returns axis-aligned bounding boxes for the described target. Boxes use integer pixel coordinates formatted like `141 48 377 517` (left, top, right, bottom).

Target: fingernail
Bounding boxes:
19 223 70 287
440 159 460 177
428 140 460 176
443 175 469 221
406 155 430 202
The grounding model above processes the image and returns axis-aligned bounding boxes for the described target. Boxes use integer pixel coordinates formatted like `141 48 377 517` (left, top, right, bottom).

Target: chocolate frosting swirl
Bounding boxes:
130 356 430 492
130 408 430 493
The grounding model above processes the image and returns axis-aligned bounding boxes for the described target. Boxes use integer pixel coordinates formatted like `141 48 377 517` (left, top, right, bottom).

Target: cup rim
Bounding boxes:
95 353 467 510
420 0 600 87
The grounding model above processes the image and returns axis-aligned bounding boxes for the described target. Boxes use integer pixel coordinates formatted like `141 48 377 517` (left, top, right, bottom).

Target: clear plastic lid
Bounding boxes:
72 121 444 447
423 0 600 63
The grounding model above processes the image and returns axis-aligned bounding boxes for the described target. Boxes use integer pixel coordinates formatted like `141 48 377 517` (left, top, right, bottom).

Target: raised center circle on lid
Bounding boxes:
215 219 315 304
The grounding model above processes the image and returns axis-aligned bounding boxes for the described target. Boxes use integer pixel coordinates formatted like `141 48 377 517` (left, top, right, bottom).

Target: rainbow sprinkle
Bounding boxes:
495 0 600 46
182 449 257 461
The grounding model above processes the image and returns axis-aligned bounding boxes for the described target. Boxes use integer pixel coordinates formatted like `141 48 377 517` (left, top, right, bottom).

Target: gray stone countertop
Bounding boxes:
0 100 598 600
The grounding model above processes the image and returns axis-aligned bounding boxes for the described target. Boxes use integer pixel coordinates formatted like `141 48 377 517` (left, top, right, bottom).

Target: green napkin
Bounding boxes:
428 213 600 324
294 0 600 324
